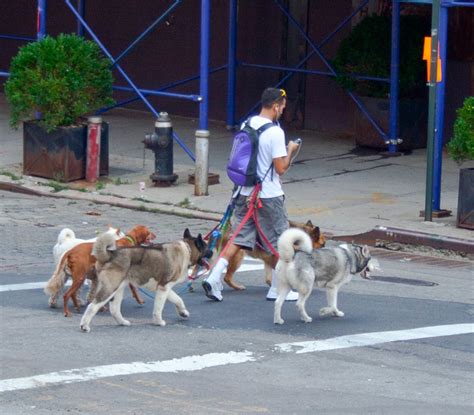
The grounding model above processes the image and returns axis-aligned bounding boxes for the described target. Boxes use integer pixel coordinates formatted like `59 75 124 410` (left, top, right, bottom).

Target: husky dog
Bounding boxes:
274 228 372 325
80 229 212 332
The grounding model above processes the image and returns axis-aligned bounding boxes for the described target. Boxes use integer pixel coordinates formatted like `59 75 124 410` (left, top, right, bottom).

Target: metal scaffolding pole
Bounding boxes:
433 4 449 212
195 0 211 196
226 0 238 129
425 0 441 221
76 0 85 36
388 0 401 153
37 0 47 40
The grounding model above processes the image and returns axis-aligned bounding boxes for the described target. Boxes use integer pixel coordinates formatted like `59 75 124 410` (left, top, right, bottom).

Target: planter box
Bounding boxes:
23 120 109 182
354 97 427 151
456 167 474 230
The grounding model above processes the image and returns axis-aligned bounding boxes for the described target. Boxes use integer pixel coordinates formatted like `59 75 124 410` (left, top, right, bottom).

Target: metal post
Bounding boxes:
226 0 237 129
388 0 400 154
425 0 441 222
195 130 209 196
37 0 47 40
195 0 210 196
36 0 47 121
86 116 102 183
77 0 85 36
432 4 448 212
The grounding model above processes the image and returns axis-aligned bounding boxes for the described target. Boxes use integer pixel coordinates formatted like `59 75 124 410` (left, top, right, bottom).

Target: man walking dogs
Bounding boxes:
203 87 301 302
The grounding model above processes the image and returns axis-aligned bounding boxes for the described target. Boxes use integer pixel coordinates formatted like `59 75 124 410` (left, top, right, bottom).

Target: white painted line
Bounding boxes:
0 261 263 292
0 351 255 393
1 324 472 393
275 323 474 354
0 280 73 292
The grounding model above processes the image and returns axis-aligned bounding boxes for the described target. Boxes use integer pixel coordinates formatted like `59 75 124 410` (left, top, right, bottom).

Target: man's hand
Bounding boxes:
287 140 300 155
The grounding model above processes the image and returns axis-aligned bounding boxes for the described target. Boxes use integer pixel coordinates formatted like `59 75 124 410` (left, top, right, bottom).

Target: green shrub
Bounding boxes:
5 33 114 132
333 15 430 98
447 96 474 164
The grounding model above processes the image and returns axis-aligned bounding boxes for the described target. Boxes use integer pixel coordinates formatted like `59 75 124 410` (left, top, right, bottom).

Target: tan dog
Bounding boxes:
45 225 156 317
215 220 326 290
80 229 212 332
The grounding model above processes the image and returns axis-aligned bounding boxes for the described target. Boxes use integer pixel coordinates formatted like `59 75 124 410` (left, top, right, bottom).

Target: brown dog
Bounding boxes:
216 220 326 290
45 225 156 317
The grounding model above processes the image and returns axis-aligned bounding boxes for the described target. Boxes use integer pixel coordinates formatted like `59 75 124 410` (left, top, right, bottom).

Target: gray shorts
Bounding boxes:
231 194 288 253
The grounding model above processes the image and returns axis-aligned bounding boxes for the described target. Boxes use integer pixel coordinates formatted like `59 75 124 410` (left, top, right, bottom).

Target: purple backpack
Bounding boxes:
227 119 274 187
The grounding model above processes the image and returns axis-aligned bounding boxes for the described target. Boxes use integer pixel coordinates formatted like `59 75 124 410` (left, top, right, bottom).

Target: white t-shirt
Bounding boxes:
238 115 287 198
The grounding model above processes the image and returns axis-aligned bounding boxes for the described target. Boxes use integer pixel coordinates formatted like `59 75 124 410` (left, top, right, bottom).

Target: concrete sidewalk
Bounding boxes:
0 94 473 254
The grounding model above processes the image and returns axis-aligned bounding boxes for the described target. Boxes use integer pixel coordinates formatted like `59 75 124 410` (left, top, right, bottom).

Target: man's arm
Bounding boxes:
273 141 300 175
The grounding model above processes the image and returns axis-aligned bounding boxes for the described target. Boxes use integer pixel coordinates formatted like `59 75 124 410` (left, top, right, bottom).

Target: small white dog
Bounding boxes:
51 226 124 305
53 226 124 264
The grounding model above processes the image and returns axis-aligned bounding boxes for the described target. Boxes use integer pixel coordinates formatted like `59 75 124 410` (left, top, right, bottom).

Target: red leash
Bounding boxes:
213 183 279 265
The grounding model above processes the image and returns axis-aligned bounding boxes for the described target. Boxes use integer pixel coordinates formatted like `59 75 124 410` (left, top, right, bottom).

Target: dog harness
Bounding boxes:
124 235 136 245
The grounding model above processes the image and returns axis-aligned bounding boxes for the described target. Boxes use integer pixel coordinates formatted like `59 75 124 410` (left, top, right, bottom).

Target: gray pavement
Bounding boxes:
1 93 473 252
1 192 473 415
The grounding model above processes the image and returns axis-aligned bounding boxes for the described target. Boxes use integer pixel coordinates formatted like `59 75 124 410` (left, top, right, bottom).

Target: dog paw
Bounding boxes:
302 316 313 323
274 318 285 325
48 300 57 309
120 319 131 326
177 308 190 318
319 307 332 316
153 319 166 327
80 325 90 333
334 310 344 317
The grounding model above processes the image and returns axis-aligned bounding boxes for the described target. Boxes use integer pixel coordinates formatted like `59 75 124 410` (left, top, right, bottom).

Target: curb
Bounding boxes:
333 225 474 255
0 181 222 222
2 180 472 255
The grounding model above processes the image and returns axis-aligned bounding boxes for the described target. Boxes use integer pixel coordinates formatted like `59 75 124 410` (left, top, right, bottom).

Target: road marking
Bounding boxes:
275 323 474 354
0 351 255 393
0 280 73 292
0 262 264 292
0 324 472 393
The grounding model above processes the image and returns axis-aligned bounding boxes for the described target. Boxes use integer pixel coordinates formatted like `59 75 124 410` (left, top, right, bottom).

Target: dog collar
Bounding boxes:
125 235 136 245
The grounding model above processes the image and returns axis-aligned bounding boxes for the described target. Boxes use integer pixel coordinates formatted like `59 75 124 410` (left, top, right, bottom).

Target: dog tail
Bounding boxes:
278 228 313 262
44 251 69 297
92 232 117 264
56 228 76 244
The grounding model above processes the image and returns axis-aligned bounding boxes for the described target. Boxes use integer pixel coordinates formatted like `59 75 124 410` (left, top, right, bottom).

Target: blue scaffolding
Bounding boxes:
1 0 473 210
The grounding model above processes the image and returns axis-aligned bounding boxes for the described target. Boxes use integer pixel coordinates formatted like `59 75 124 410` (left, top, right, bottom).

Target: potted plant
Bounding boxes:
333 14 430 150
447 96 474 229
4 33 114 182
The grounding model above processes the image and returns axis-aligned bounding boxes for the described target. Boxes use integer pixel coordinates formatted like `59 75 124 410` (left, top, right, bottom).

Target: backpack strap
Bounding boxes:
256 122 277 182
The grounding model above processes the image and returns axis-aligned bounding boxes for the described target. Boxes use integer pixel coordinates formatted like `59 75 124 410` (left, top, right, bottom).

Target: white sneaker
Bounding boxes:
266 287 299 301
202 279 223 302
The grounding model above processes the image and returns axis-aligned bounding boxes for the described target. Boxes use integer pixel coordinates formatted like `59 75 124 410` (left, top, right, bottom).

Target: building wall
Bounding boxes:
0 1 472 141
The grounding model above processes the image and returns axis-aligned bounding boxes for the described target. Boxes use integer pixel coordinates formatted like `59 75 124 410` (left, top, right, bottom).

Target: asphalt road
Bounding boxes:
1 191 473 414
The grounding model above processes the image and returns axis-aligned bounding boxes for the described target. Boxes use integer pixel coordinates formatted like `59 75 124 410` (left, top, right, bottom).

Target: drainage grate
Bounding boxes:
369 275 439 287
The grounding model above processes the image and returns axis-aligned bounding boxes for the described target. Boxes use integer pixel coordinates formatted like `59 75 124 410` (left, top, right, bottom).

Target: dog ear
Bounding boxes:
312 226 320 238
183 228 192 239
196 233 205 249
306 220 313 227
362 245 370 257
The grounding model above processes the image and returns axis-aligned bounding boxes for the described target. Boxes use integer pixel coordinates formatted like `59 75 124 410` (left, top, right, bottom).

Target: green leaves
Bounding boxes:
333 15 430 98
5 34 114 132
447 96 474 164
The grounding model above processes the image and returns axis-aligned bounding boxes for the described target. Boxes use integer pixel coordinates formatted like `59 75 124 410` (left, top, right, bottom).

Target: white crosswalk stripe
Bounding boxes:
0 324 472 393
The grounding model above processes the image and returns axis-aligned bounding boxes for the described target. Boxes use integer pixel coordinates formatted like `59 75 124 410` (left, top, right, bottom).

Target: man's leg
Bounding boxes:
202 243 241 301
257 197 299 301
266 256 299 301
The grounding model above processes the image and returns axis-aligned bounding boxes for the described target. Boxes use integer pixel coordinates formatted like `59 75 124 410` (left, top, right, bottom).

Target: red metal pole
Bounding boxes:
86 116 102 183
